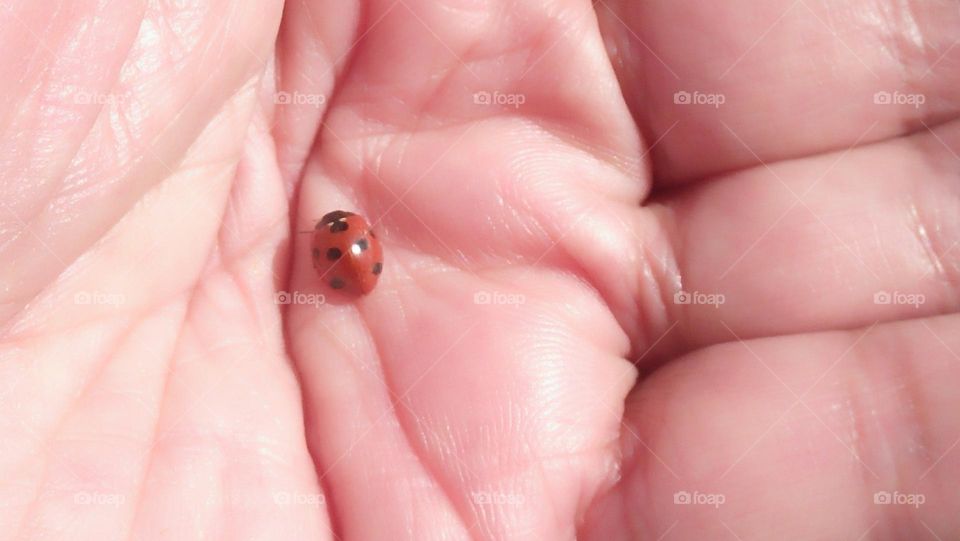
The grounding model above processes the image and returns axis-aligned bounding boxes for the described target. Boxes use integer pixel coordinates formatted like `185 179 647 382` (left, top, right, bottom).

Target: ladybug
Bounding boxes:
311 210 383 294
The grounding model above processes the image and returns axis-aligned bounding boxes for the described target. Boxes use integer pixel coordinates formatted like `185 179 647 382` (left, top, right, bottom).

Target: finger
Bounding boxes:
657 118 960 353
582 313 960 539
599 0 960 181
271 0 362 185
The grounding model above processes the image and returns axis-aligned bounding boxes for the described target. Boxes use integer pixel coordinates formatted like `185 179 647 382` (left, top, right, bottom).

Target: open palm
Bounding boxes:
2 0 959 539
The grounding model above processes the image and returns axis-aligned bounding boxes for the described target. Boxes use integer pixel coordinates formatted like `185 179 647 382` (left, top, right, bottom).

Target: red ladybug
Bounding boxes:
312 210 383 294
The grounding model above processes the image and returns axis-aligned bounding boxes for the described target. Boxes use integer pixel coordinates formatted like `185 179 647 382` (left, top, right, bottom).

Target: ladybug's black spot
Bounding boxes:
312 248 320 259
372 262 383 275
320 210 355 226
354 238 369 251
326 247 343 261
330 277 346 289
330 221 349 233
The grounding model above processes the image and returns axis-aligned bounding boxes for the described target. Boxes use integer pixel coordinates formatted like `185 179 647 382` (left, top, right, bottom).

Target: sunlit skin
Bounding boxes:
0 0 959 539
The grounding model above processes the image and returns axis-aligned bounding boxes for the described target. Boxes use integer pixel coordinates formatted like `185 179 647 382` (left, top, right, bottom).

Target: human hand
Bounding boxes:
1 1 959 539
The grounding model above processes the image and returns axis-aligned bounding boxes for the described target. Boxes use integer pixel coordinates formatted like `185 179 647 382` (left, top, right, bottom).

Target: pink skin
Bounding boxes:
0 0 959 539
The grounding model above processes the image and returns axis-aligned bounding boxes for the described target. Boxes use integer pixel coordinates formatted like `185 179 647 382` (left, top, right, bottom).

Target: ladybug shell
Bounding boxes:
312 210 383 294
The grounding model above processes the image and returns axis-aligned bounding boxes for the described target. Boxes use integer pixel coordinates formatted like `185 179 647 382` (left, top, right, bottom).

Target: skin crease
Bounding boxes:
0 0 958 540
